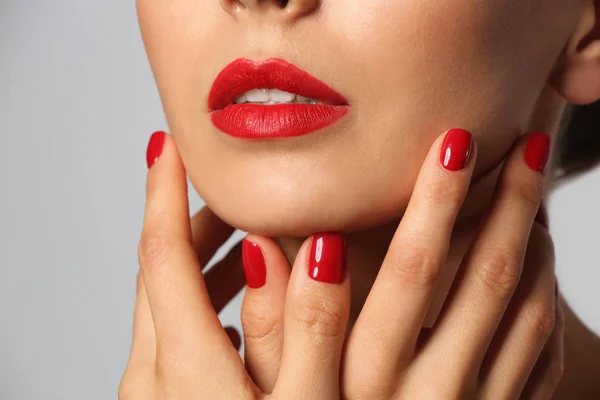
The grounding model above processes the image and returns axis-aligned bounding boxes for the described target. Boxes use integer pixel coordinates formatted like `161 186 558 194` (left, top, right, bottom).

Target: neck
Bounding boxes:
273 169 501 327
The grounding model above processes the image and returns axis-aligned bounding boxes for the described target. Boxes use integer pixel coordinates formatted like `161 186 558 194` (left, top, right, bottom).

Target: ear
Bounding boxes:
550 0 600 105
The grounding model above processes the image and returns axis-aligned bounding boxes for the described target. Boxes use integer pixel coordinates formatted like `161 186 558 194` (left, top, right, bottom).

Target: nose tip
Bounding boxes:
220 0 319 21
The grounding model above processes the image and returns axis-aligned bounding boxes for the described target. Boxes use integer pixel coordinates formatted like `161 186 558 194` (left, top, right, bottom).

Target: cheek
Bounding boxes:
137 0 229 128
339 0 570 169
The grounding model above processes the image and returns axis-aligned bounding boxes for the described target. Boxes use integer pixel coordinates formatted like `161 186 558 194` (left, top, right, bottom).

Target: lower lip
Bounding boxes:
210 103 350 139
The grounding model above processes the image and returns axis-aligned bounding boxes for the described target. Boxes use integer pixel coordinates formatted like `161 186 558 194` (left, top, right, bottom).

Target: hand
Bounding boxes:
119 129 564 399
237 129 563 398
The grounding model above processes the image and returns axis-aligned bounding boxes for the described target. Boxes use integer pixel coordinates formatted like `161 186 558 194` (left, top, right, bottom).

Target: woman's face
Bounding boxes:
137 0 579 236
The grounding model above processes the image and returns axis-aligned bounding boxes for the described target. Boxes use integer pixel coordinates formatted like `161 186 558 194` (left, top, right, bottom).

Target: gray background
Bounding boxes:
1 1 598 399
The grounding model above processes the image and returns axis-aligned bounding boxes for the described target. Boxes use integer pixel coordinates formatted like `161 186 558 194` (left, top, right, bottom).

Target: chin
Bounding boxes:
195 177 411 237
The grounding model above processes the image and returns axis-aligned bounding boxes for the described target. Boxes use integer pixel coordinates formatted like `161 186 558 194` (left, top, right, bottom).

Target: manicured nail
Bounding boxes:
242 238 267 289
146 131 166 169
534 200 549 230
524 132 550 174
308 233 346 284
440 128 473 171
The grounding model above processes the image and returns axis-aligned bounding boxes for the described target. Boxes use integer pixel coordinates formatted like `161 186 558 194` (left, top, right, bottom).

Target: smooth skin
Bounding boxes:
119 129 562 399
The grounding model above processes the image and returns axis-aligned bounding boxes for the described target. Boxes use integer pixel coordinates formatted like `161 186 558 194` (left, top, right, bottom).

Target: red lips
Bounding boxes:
208 58 350 139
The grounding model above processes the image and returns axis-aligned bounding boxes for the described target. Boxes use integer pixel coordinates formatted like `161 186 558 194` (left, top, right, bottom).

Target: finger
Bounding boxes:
204 241 246 314
478 225 556 398
274 234 350 399
343 128 475 395
423 132 551 381
128 270 156 367
521 291 565 400
240 235 291 392
139 131 237 364
190 206 236 268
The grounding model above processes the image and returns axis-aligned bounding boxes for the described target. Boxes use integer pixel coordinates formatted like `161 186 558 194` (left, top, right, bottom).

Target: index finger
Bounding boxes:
343 128 476 389
139 131 229 352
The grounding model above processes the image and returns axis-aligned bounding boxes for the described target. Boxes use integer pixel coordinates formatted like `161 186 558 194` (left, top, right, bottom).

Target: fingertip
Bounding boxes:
146 130 166 170
242 236 268 289
242 234 294 290
142 131 190 238
145 131 186 178
439 128 475 172
306 233 347 284
523 132 551 175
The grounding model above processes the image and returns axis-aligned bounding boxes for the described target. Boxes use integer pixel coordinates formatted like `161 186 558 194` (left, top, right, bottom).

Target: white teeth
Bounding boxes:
234 93 247 104
268 89 296 102
233 88 322 105
296 95 311 103
245 88 270 102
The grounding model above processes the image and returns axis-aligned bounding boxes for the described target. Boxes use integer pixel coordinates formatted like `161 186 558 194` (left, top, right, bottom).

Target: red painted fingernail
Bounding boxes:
242 238 267 289
308 233 346 284
440 128 473 171
524 132 550 174
146 131 166 169
534 200 549 230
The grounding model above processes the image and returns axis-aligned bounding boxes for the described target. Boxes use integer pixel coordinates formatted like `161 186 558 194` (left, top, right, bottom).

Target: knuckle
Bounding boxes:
291 298 346 340
474 249 522 297
511 175 543 209
423 174 462 206
524 302 556 339
386 245 442 288
241 299 283 342
137 229 176 273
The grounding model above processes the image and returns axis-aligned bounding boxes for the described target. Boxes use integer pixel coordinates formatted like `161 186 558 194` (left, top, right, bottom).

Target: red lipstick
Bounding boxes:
208 58 350 139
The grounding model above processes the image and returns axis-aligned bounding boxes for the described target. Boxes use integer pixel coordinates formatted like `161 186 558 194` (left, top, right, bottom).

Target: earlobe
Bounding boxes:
550 1 600 105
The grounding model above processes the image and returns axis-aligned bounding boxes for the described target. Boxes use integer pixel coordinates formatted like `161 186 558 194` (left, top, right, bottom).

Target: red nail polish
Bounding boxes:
534 200 549 230
440 128 473 171
308 233 346 284
146 131 166 169
524 132 550 174
242 239 267 289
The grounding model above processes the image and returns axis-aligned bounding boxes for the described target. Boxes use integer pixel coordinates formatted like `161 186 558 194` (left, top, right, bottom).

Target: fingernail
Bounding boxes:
242 238 267 289
534 200 549 230
524 132 551 174
308 233 346 284
146 131 166 169
440 128 473 171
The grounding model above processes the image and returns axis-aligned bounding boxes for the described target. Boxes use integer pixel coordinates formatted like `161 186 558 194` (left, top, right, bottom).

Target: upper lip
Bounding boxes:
208 58 349 111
